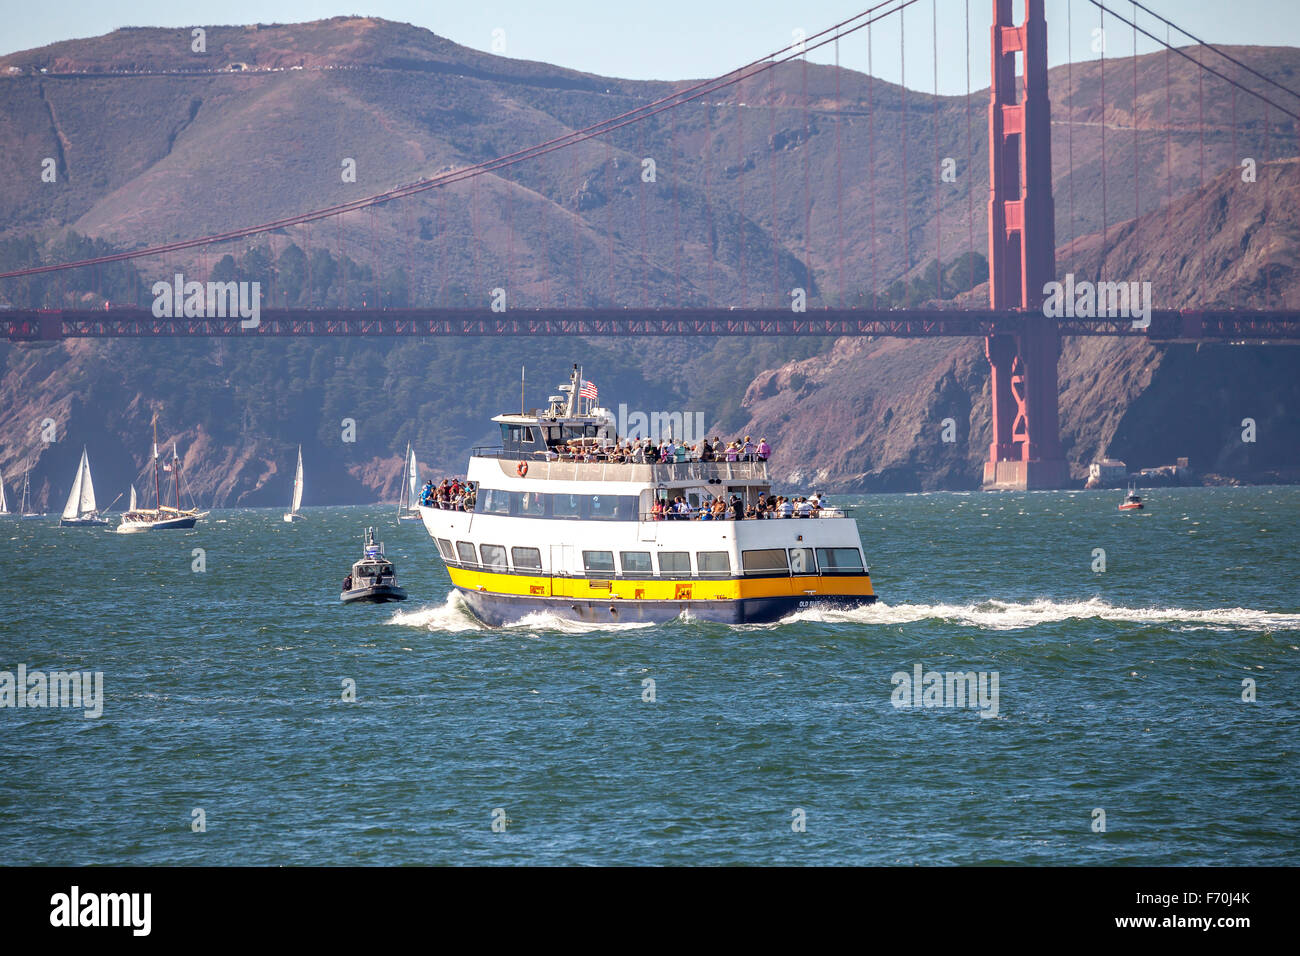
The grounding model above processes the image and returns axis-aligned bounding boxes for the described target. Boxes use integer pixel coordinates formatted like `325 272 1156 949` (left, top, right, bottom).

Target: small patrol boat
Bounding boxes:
341 527 408 604
1118 486 1144 511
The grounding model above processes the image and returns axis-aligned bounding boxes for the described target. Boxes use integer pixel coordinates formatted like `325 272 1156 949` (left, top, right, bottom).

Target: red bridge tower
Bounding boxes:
984 0 1069 489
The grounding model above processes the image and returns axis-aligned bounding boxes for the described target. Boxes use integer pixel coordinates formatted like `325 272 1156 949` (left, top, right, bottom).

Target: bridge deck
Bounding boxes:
5 308 1300 342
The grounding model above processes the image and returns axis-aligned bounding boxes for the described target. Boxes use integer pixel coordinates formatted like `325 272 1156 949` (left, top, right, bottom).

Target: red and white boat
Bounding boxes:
1118 487 1144 511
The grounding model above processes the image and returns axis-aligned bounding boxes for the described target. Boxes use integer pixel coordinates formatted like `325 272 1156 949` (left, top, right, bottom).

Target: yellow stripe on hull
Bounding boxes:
446 565 875 602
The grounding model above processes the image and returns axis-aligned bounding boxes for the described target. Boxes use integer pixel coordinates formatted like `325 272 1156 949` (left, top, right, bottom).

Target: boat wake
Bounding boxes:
387 593 1299 634
386 592 655 634
386 593 485 632
771 597 1300 632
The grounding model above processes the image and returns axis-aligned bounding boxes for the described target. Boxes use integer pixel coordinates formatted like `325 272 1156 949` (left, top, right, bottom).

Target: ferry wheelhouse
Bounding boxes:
420 366 876 626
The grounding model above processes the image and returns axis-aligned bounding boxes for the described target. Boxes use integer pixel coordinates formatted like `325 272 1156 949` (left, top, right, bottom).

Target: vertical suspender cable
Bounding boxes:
933 0 941 300
672 107 682 308
836 32 845 307
1170 22 1180 306
1099 4 1107 271
801 54 811 307
769 65 779 306
1264 101 1271 308
605 136 615 306
901 7 910 305
1132 5 1139 266
738 78 747 307
705 101 716 306
966 0 974 291
1067 0 1076 264
1198 44 1205 187
869 21 877 308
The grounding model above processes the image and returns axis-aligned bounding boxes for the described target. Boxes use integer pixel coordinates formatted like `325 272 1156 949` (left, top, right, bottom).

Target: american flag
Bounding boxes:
579 380 598 400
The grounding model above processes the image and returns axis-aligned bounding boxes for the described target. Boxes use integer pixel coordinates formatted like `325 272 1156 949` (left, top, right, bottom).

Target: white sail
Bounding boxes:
20 461 33 514
0 473 8 514
290 445 304 513
62 449 87 519
80 451 97 516
407 445 419 504
129 484 137 511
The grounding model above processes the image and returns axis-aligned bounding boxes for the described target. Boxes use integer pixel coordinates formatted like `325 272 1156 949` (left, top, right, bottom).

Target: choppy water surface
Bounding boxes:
1 486 1296 865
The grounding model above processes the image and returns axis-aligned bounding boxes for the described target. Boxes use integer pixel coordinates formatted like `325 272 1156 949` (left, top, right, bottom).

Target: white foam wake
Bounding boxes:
386 592 485 632
386 591 654 634
772 597 1300 632
388 592 1299 634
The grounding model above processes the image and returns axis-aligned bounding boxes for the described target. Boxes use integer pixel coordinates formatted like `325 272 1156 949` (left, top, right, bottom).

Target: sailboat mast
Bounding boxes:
173 443 181 511
152 418 162 511
398 442 410 515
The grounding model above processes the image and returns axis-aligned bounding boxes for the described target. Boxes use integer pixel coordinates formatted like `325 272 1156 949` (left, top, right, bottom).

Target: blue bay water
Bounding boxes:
0 486 1297 865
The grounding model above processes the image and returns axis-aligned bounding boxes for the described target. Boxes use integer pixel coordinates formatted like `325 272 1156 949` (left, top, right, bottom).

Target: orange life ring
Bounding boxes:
517 461 529 477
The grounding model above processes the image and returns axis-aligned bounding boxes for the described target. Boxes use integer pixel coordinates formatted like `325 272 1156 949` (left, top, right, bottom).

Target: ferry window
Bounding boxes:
583 550 616 574
455 541 478 566
435 538 455 561
511 547 542 570
552 493 583 518
620 551 653 574
480 488 510 514
658 551 691 574
510 490 546 516
742 549 789 573
587 494 637 520
697 551 731 575
480 544 507 570
789 547 817 574
816 548 864 572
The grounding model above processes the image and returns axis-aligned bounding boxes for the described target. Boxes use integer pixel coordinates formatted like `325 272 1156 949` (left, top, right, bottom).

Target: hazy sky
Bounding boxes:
3 1 1299 94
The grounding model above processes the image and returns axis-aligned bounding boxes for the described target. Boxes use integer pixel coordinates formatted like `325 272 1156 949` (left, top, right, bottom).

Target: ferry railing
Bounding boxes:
471 447 770 484
640 509 851 521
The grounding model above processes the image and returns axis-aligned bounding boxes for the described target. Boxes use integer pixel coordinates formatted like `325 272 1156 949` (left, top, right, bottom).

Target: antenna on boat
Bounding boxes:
564 364 580 418
521 365 525 415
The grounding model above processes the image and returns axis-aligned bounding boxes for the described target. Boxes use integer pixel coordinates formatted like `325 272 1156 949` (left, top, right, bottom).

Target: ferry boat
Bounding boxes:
419 365 877 626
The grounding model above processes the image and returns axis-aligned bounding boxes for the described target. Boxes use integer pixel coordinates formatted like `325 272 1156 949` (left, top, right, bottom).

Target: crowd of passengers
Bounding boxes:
419 477 477 510
653 492 827 520
545 435 771 464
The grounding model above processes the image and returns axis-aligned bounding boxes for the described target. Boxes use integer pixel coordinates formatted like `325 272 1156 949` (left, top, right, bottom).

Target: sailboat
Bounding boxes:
0 471 9 515
59 447 109 526
18 460 43 519
397 441 422 523
283 445 305 522
116 417 208 533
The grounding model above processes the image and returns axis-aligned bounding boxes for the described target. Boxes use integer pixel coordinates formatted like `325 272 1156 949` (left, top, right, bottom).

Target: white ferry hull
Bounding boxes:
455 585 873 626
